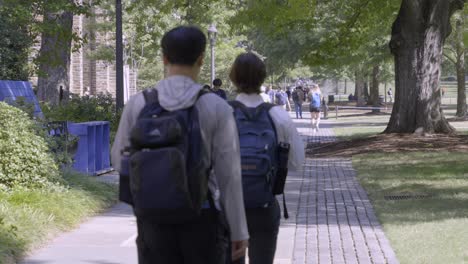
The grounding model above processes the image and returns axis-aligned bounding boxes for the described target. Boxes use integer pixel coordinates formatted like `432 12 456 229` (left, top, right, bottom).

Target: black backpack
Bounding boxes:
292 91 300 102
119 88 212 223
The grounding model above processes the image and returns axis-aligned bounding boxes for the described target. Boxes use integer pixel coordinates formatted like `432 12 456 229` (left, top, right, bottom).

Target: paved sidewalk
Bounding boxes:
22 112 398 264
274 113 398 264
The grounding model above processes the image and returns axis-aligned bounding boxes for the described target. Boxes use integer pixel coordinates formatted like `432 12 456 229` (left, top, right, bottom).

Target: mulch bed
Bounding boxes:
307 133 468 158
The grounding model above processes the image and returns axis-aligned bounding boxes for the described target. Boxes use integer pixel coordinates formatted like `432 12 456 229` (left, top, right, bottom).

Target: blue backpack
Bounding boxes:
311 92 321 108
229 101 279 208
275 92 287 105
119 88 211 223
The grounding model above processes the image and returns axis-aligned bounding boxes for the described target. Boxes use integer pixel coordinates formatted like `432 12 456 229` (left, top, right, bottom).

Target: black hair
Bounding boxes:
229 52 267 94
213 78 222 87
161 26 206 66
203 84 211 90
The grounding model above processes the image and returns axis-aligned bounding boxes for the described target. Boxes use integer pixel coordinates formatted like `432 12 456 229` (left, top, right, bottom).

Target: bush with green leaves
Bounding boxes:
41 93 122 142
0 102 60 190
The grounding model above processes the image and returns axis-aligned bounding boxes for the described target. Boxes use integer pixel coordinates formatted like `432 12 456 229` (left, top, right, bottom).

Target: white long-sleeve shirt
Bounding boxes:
111 75 249 241
235 93 305 171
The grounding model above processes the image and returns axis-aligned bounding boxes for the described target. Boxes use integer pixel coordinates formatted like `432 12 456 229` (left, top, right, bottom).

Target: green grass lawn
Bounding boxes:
330 109 468 140
329 111 389 140
0 171 117 264
353 152 468 264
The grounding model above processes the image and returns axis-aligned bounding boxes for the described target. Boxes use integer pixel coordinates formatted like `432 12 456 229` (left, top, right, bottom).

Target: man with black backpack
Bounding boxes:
292 86 305 119
111 26 248 264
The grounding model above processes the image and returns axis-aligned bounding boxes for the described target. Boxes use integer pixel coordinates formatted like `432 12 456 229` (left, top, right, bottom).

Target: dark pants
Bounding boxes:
233 200 281 264
294 103 303 119
136 209 228 264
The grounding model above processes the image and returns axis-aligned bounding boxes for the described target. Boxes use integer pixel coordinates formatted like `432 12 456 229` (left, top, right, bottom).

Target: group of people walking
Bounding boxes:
201 61 324 135
111 26 305 264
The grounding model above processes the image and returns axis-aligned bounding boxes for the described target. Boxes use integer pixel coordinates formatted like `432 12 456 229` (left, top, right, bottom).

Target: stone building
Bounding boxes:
31 8 138 103
69 10 137 102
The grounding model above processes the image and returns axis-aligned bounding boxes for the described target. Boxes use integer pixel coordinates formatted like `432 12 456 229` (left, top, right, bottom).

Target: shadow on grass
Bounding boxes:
308 133 468 158
354 152 468 224
364 183 468 223
330 122 389 128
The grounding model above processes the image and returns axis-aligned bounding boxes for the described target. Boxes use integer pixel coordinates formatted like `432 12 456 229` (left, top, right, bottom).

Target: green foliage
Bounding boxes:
6 98 78 166
231 0 399 80
0 6 33 80
0 0 92 79
41 94 121 139
0 102 60 190
0 170 117 263
89 0 246 90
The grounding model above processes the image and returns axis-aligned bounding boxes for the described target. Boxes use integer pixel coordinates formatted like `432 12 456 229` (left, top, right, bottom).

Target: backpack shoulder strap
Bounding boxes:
139 89 164 118
143 88 159 104
228 100 254 120
197 87 212 98
256 102 278 137
256 102 275 113
228 100 246 110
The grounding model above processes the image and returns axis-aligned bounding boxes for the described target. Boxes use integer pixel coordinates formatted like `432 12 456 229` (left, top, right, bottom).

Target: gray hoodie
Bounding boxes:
111 75 249 241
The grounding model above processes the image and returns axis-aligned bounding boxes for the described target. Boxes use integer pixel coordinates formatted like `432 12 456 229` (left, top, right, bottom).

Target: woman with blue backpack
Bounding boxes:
228 52 305 264
309 84 322 133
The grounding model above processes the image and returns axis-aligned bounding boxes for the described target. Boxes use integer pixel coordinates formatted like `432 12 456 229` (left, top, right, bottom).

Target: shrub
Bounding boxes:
0 102 60 190
41 93 121 139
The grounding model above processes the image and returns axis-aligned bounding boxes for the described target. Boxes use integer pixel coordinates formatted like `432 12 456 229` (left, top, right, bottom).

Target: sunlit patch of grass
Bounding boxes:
353 152 468 264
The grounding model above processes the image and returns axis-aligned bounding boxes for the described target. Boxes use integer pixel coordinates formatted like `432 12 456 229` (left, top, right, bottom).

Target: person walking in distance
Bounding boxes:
228 52 305 264
260 86 270 103
292 86 305 119
267 86 276 104
111 26 249 264
275 88 288 110
309 84 322 133
387 87 393 103
213 78 228 100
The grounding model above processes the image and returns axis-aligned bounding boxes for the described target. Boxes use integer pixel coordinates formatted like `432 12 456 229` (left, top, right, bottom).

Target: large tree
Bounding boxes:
0 0 90 103
386 0 465 134
36 1 89 104
444 9 468 118
36 8 74 104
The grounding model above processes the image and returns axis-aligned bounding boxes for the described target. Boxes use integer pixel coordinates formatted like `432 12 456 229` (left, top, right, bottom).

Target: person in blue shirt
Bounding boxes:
309 84 322 133
213 78 227 100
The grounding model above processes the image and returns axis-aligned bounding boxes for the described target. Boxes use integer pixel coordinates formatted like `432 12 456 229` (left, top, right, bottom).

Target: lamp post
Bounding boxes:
115 0 124 111
207 24 218 83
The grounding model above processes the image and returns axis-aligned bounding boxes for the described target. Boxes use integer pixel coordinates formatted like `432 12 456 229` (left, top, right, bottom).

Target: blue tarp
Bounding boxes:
0 80 43 117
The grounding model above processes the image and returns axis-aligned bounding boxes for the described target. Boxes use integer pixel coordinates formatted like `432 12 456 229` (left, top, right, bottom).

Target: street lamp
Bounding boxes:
115 0 124 111
207 24 218 84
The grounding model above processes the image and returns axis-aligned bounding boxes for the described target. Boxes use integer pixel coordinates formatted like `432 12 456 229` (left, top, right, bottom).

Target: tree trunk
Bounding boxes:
370 65 381 111
364 78 370 104
455 13 467 118
37 10 74 105
355 70 366 106
386 0 465 134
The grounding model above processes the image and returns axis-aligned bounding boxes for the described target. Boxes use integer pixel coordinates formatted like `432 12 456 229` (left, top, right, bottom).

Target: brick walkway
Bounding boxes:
275 114 399 264
23 112 399 264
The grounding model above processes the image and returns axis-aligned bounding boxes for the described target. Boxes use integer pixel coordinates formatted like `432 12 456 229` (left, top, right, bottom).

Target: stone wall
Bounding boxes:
69 11 137 100
32 8 137 102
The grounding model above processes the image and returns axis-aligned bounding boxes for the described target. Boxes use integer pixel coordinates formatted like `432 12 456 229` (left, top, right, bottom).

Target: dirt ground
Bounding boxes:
307 133 468 158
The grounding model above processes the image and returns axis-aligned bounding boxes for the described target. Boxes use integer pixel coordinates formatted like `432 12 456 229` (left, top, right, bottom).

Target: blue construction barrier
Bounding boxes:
0 81 112 175
0 80 43 117
68 121 112 175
